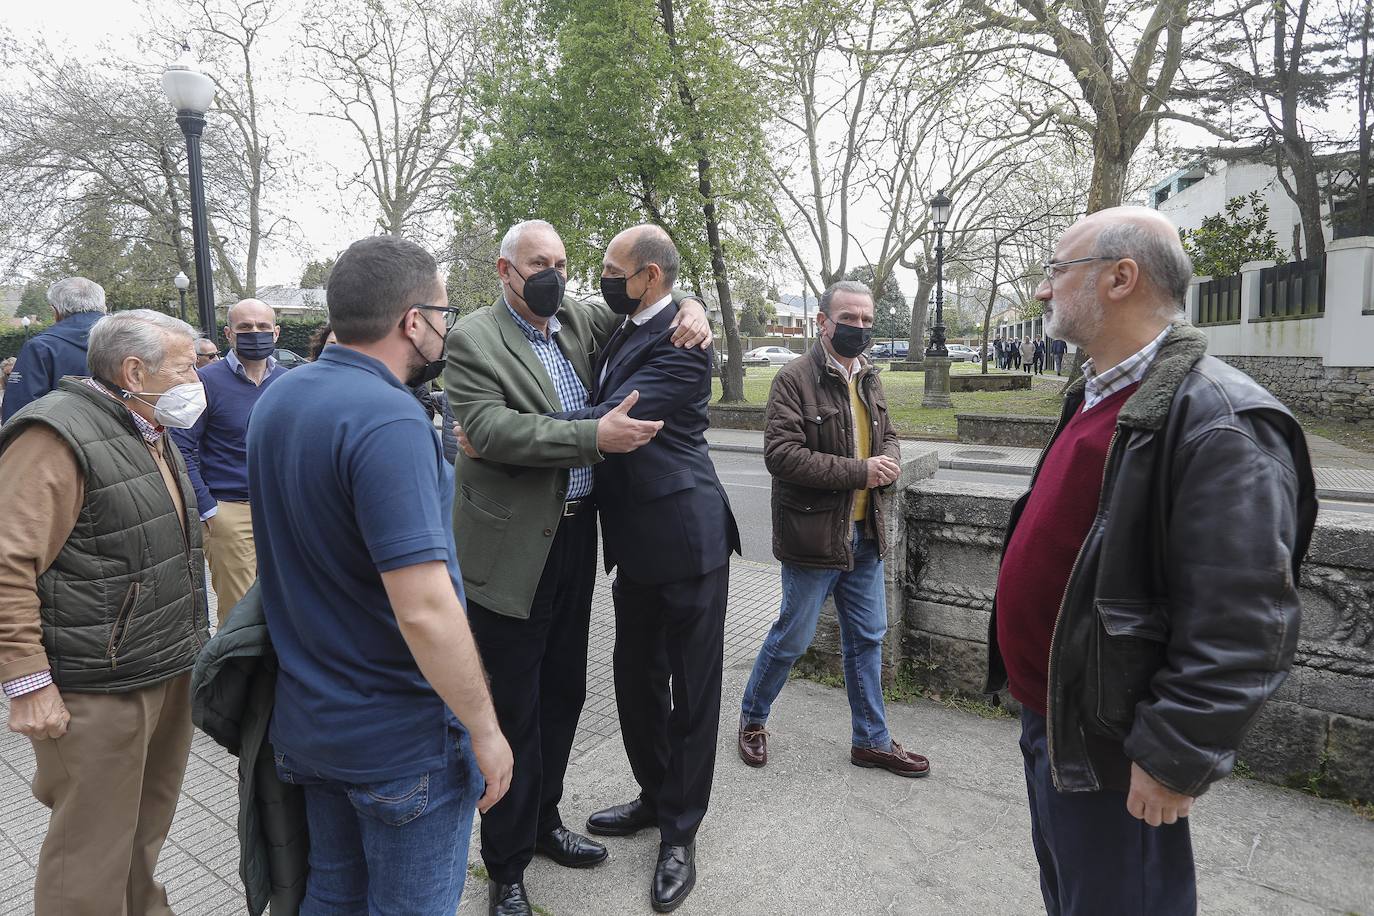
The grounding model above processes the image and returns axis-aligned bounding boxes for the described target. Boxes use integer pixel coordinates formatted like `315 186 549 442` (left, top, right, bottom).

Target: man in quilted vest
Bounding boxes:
0 309 210 916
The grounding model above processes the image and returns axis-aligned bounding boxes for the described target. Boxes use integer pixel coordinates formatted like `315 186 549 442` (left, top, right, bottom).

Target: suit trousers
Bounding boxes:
466 509 596 885
30 673 194 916
205 500 257 625
1019 708 1196 915
612 562 729 846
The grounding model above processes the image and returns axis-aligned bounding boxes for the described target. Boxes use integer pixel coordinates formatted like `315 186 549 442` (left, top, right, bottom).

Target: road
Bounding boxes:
711 450 1372 565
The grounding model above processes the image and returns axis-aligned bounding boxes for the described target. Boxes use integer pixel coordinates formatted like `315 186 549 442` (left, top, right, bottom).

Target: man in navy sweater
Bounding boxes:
171 298 286 622
2 278 107 422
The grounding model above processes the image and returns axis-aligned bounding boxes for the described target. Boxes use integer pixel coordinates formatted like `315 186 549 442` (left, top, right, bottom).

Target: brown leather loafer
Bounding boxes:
851 740 930 778
738 718 767 768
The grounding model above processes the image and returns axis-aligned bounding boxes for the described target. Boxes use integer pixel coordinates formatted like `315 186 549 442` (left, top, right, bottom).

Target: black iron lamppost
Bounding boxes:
22 316 31 342
925 189 953 358
173 271 190 323
162 46 217 340
921 189 955 408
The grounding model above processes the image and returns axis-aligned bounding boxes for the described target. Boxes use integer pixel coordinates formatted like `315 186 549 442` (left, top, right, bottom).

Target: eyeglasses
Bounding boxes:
1042 256 1119 283
413 305 462 330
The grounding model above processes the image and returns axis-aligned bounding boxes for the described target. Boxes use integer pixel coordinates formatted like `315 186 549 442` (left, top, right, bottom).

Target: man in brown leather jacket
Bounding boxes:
737 280 929 778
988 208 1316 915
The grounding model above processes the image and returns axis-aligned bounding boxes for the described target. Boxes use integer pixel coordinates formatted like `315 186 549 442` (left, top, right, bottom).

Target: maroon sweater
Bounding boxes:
995 383 1139 715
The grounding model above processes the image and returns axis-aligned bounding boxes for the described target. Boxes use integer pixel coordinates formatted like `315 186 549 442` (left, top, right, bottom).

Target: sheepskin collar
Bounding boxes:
1062 321 1209 431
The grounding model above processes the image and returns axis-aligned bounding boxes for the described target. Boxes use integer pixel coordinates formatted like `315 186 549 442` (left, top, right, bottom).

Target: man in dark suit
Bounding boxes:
550 224 739 913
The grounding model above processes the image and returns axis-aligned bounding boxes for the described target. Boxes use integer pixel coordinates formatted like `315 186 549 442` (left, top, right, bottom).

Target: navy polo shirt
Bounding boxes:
247 345 465 783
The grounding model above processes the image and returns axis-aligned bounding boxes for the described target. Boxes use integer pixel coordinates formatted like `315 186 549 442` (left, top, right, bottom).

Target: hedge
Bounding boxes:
0 323 54 362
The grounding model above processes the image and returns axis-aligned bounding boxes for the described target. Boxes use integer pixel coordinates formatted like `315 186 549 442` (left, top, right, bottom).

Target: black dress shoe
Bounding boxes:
488 880 532 916
651 842 696 913
585 797 657 837
535 825 609 868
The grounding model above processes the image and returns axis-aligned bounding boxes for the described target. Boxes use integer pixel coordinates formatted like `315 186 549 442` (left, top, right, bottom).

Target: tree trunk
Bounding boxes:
979 245 1004 375
906 274 933 365
1086 139 1129 213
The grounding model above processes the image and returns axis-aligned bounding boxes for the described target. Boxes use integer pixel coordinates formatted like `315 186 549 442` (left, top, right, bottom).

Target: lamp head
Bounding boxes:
174 271 191 291
930 189 953 228
162 44 215 115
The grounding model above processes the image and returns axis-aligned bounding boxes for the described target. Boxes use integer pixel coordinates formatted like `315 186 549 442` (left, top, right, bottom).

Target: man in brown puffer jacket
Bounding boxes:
736 280 930 778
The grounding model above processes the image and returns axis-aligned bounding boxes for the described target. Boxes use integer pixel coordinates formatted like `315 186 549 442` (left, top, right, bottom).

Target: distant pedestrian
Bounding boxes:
2 277 108 422
990 206 1316 915
0 310 209 915
1050 337 1068 374
1020 336 1035 374
992 337 1004 370
171 299 288 623
739 280 928 783
247 235 512 915
1011 338 1022 370
0 357 15 389
195 337 221 368
1033 337 1046 374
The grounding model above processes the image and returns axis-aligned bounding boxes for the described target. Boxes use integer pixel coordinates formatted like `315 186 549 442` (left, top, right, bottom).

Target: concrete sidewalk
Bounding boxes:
706 428 1374 503
461 665 1374 916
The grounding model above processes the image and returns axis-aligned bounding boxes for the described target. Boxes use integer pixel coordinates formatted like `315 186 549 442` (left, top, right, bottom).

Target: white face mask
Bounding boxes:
130 381 207 429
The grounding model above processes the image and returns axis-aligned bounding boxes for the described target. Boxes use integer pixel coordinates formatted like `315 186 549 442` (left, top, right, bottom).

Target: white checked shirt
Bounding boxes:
1080 325 1171 412
505 302 594 500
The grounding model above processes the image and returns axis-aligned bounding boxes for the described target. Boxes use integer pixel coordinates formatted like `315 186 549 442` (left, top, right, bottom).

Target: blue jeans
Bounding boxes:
275 730 483 916
741 525 892 750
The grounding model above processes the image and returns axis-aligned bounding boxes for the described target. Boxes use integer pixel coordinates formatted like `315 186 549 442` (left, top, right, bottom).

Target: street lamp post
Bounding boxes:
21 316 31 342
173 271 190 323
921 189 954 408
163 46 217 341
889 305 896 354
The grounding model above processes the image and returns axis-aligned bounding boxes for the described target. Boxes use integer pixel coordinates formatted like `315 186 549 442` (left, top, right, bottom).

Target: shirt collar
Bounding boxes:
83 378 163 445
1081 324 1172 410
225 348 277 379
317 345 410 391
629 293 674 327
822 341 864 382
505 298 561 341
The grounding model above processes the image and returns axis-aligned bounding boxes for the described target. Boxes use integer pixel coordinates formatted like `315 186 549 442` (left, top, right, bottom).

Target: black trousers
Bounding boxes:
612 562 729 846
466 508 596 885
1019 709 1196 915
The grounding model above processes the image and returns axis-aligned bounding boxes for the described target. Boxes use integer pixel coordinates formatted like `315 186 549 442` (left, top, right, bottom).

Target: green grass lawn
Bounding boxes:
712 361 1067 439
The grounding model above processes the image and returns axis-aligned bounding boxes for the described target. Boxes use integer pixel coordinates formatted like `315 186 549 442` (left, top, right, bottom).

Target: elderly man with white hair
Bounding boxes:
0 309 210 916
171 297 286 620
2 276 108 422
985 207 1317 915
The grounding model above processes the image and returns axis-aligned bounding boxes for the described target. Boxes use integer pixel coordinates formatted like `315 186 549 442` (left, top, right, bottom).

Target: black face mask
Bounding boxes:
600 266 647 315
828 321 872 359
404 312 447 387
510 264 566 318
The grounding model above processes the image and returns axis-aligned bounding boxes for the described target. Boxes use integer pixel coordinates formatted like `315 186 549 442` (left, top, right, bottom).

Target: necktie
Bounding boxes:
596 320 638 394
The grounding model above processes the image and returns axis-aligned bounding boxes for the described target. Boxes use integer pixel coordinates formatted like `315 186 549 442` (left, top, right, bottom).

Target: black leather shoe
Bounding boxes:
535 825 609 868
585 797 657 837
651 842 696 913
488 880 533 916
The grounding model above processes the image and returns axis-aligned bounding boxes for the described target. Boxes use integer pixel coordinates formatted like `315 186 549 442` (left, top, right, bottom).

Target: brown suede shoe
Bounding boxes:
738 718 768 768
851 740 930 778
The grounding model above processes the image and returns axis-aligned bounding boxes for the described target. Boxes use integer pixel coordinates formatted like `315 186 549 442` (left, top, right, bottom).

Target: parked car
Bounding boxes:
742 345 800 367
870 340 910 360
945 343 980 362
273 348 308 369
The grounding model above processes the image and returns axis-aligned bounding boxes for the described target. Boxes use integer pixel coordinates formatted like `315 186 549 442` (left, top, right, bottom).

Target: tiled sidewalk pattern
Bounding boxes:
0 558 781 915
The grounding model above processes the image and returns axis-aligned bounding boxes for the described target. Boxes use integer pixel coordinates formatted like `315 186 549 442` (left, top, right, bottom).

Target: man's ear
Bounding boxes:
1107 258 1141 302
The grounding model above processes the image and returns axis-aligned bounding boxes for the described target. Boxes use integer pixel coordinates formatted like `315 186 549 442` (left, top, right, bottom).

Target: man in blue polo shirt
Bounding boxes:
247 235 512 914
171 297 287 622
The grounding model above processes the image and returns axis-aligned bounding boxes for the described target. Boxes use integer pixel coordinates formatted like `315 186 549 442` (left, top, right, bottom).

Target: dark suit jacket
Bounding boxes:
553 301 740 585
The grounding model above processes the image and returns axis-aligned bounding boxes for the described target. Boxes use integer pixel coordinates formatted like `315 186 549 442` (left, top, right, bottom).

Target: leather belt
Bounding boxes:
563 499 589 517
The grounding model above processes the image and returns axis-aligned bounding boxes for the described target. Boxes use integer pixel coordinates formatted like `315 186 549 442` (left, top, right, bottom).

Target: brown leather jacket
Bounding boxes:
762 342 900 569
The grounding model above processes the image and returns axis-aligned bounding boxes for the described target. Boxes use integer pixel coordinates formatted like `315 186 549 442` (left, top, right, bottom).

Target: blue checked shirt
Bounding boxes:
505 302 594 500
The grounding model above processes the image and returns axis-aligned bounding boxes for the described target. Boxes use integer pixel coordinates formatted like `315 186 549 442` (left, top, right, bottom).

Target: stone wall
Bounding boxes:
949 374 1031 393
1220 355 1374 422
896 478 1374 801
955 414 1057 448
708 403 767 431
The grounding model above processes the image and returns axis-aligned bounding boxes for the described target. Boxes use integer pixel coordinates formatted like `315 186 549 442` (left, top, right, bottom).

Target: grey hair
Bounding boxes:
499 219 558 261
818 280 874 315
1092 223 1191 317
628 228 680 285
87 310 197 382
47 277 107 317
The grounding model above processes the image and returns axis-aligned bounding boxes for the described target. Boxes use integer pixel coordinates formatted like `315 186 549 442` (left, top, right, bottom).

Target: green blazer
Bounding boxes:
443 296 618 618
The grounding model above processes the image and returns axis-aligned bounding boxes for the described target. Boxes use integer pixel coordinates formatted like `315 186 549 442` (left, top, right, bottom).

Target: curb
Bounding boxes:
708 442 765 455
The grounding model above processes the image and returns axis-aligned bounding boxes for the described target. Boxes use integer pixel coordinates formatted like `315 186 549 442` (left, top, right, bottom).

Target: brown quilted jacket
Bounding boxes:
762 342 901 569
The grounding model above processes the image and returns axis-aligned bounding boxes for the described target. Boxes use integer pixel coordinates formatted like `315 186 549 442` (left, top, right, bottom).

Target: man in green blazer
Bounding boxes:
443 219 711 916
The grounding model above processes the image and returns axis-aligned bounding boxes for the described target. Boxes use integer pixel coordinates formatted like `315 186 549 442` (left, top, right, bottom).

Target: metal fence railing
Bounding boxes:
1196 274 1242 325
1257 255 1326 320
